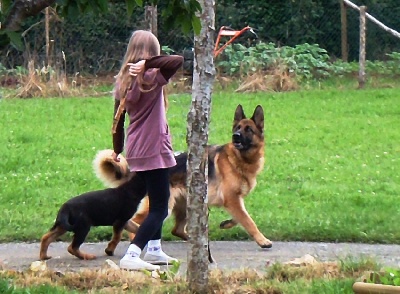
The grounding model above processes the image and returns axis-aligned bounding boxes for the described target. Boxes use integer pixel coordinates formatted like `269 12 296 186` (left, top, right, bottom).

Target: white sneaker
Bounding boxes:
143 251 178 265
120 254 160 271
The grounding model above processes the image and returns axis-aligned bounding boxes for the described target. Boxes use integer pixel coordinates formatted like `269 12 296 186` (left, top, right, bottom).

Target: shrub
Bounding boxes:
216 42 333 81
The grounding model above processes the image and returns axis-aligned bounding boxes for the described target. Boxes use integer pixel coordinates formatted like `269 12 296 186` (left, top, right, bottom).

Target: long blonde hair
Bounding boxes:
115 30 161 99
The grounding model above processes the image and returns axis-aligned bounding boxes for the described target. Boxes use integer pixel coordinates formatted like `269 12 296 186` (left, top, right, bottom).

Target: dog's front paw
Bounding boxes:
257 237 273 249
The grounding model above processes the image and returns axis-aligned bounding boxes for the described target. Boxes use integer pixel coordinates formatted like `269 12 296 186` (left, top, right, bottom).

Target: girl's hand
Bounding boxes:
112 151 120 162
127 60 145 76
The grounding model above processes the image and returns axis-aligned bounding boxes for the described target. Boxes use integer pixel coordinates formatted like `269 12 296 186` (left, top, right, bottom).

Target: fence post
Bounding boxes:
340 0 348 62
358 6 366 89
45 7 50 66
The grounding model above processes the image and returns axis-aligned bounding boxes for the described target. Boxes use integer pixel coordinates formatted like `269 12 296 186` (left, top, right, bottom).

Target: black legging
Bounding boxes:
132 168 170 250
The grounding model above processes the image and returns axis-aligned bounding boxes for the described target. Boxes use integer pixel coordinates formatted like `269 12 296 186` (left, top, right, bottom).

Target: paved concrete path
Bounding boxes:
1 241 399 274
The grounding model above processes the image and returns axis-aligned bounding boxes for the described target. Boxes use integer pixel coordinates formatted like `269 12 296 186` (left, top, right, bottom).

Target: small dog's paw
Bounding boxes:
83 253 97 260
105 248 114 256
40 255 52 260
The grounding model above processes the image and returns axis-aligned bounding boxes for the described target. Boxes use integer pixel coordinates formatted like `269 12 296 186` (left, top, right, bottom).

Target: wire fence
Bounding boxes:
1 1 399 77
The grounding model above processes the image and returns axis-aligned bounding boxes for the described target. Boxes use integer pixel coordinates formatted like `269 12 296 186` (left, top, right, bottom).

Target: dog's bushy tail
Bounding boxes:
93 149 130 188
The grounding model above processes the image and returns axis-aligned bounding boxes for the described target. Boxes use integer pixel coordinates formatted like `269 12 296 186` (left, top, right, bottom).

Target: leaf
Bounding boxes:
394 277 400 286
134 0 143 7
141 269 152 276
380 275 390 285
190 0 202 12
97 0 109 13
159 271 168 281
192 15 201 35
7 31 24 51
169 260 181 276
181 20 192 35
1 0 12 13
125 0 136 16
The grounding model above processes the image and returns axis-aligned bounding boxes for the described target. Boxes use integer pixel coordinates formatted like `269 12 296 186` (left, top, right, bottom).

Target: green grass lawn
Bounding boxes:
0 87 399 244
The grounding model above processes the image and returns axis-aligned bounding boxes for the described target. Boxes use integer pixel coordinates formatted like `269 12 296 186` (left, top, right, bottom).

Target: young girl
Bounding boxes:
112 30 183 271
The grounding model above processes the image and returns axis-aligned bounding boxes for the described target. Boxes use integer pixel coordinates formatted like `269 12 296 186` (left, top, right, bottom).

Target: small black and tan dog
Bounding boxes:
39 173 146 260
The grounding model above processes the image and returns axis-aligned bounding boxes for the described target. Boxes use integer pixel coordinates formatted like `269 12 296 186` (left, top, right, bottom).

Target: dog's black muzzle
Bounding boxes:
232 132 245 150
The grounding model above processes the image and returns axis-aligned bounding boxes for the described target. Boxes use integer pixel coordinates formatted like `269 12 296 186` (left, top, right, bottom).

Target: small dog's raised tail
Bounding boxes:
93 149 130 188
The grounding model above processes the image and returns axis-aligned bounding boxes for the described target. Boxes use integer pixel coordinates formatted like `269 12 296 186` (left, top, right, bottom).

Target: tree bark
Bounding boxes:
186 0 215 292
2 0 56 31
145 5 158 37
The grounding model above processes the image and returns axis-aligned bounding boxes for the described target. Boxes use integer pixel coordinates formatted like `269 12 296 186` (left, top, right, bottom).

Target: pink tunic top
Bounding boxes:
112 55 183 172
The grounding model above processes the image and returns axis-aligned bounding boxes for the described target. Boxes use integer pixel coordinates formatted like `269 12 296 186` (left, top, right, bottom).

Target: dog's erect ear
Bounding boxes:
251 105 264 133
233 104 246 130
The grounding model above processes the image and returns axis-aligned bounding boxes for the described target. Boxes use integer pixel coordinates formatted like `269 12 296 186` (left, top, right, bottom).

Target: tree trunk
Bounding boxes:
2 0 56 31
186 0 215 292
145 5 158 37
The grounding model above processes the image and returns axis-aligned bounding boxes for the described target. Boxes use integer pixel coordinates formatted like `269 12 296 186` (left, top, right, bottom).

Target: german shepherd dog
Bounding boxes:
94 105 272 250
39 172 146 260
